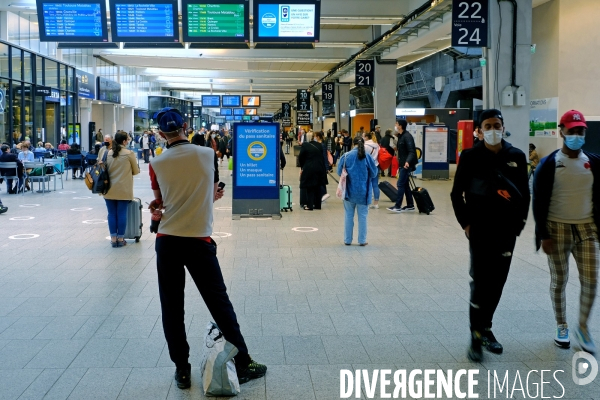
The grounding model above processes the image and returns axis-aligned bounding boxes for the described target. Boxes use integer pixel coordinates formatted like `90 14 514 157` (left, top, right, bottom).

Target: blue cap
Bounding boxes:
157 107 184 133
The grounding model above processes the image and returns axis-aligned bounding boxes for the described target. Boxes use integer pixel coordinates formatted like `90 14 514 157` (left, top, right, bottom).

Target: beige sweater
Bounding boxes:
104 149 140 200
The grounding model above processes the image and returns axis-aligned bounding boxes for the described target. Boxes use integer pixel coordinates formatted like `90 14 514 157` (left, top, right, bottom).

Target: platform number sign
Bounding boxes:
322 82 335 107
452 0 488 48
355 60 374 87
281 103 291 118
297 89 310 111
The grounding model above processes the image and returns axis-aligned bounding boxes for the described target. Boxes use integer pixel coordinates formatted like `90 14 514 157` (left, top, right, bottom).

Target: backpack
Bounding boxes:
288 131 295 140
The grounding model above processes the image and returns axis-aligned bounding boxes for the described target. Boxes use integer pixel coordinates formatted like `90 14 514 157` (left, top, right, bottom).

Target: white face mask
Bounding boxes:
394 126 401 133
483 129 503 146
211 134 216 138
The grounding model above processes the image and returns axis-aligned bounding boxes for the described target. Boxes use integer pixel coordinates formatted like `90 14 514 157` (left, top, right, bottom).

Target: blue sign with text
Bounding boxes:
233 123 280 199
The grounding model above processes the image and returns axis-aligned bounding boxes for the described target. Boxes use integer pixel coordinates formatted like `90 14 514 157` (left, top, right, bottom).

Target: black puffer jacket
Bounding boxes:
396 131 417 169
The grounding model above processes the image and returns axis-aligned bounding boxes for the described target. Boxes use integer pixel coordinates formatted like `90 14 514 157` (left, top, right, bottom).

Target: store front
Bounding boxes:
0 40 78 147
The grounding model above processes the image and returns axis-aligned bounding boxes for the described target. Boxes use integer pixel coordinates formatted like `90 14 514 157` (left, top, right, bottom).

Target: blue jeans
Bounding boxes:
344 200 369 244
371 174 380 202
394 167 414 209
105 199 129 238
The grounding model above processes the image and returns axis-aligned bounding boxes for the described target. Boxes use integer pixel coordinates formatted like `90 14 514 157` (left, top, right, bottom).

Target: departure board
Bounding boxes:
37 0 108 42
222 95 241 107
183 0 249 42
110 0 179 42
202 95 221 107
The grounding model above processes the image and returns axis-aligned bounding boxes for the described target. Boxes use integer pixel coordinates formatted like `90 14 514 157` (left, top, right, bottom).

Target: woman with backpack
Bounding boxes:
337 136 378 246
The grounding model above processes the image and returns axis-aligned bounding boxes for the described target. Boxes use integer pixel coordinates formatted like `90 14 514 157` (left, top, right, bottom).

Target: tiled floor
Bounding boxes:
0 158 599 399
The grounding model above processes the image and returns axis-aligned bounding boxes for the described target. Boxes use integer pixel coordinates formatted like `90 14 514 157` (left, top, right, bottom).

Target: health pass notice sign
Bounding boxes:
235 124 278 187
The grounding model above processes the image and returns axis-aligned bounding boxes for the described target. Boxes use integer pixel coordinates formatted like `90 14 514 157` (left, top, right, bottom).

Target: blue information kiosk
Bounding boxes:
232 123 281 220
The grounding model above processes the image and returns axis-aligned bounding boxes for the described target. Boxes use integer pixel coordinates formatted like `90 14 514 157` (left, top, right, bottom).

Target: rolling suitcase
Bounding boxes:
280 169 293 212
409 175 434 215
124 197 143 242
379 181 398 203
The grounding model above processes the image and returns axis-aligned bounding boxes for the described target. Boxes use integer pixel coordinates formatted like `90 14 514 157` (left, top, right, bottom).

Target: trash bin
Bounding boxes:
293 145 302 157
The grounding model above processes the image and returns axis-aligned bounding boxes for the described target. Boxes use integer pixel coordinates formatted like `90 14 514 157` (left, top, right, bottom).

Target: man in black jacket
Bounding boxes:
450 109 530 362
387 119 417 212
0 145 24 193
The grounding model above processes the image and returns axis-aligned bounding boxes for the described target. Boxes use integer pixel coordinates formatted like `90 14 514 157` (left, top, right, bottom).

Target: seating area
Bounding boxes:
0 155 70 195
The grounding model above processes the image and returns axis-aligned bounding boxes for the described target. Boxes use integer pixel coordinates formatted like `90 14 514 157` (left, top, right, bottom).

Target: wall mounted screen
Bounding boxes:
36 0 108 42
202 95 221 107
222 95 242 107
109 0 179 42
242 96 261 107
253 0 320 43
220 108 233 116
234 116 243 121
182 0 249 43
97 77 121 104
245 108 258 115
233 108 245 116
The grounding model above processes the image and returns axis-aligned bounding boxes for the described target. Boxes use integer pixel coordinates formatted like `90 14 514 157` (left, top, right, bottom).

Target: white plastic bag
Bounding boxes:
200 322 241 397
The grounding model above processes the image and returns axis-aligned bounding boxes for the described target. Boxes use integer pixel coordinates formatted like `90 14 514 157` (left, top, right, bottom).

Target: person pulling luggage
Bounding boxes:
387 120 417 213
450 109 530 362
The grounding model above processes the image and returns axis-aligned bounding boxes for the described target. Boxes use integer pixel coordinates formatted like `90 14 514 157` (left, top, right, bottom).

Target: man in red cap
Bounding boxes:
533 110 599 355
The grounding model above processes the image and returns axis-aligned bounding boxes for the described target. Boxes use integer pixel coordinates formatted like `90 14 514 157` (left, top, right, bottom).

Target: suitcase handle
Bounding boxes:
409 173 417 191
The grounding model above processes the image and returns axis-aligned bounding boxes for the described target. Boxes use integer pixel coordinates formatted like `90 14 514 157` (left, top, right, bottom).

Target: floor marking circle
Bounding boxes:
73 196 91 199
248 217 273 220
82 219 107 224
71 207 93 211
8 234 39 240
292 227 319 232
19 204 40 208
215 207 232 211
212 232 232 238
9 216 35 221
59 191 76 194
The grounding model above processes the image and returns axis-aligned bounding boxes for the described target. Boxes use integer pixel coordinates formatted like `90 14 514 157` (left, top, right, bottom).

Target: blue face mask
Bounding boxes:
564 134 585 151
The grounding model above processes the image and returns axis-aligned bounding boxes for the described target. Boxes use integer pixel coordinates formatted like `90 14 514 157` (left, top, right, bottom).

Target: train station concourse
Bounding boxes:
1 0 600 399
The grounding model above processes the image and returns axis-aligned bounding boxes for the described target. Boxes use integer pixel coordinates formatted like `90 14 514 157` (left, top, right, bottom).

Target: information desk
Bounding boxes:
232 123 281 219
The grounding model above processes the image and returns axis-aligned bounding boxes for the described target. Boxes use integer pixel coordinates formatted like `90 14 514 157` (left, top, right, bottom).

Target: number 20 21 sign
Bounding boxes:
452 0 488 48
355 60 374 87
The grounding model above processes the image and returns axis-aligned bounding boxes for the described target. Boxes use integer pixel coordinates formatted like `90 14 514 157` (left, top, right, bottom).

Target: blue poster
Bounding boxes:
235 124 278 187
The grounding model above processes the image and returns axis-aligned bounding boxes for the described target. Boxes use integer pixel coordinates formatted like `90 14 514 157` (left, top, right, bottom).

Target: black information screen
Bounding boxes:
110 0 179 42
222 95 241 107
297 89 310 111
233 108 245 116
37 0 108 42
202 95 221 107
183 0 249 43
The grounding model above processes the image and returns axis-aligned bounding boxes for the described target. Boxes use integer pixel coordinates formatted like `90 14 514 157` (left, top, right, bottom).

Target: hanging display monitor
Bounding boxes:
220 108 233 116
242 95 261 107
37 0 109 42
245 108 258 115
182 0 249 43
253 0 320 43
222 95 242 107
109 0 180 42
234 116 243 121
233 108 245 116
97 77 121 104
202 95 221 107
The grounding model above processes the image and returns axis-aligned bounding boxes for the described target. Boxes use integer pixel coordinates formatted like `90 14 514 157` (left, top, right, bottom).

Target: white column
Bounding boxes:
483 0 533 153
336 83 350 132
374 60 397 132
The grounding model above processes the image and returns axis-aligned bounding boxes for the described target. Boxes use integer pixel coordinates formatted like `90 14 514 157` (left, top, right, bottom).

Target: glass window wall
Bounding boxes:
11 47 22 82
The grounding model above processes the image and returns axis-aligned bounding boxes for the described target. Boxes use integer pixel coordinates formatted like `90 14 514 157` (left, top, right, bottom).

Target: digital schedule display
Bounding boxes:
202 95 221 107
220 108 233 116
245 108 258 115
109 0 179 42
233 108 245 116
242 95 261 107
253 0 320 42
222 95 241 107
183 0 249 43
37 0 108 42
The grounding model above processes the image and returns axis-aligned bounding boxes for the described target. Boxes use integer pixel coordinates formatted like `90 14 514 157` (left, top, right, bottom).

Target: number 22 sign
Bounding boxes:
451 0 488 48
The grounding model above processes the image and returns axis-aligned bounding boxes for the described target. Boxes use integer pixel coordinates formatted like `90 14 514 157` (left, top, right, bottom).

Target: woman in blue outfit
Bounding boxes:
337 136 378 246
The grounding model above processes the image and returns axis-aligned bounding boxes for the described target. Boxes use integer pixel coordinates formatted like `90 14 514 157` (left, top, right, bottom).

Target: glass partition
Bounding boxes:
45 59 57 88
23 51 32 83
0 43 9 79
11 47 22 82
0 79 9 144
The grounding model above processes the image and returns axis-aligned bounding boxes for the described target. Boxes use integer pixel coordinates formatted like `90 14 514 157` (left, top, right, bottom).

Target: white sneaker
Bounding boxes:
321 194 331 202
369 204 379 209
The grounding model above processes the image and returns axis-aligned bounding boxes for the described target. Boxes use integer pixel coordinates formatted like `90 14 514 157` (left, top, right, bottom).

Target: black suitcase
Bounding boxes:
409 176 434 215
379 181 398 202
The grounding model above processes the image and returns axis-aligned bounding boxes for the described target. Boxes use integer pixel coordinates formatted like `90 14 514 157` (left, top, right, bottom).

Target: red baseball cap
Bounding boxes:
560 110 587 130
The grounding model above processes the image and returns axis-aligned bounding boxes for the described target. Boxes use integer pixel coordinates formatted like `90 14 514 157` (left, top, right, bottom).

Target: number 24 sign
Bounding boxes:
451 0 488 48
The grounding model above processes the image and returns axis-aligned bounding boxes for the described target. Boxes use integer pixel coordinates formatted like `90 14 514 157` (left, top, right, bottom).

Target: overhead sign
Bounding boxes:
451 0 488 47
296 111 311 125
37 0 109 42
183 0 249 43
76 69 95 99
297 89 310 111
35 86 52 96
355 59 374 87
254 1 320 42
281 102 291 118
282 117 292 127
396 108 426 116
97 77 121 104
322 82 334 103
110 0 179 43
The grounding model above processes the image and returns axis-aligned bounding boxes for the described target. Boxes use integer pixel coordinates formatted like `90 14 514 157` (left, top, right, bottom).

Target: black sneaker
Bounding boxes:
468 331 484 362
401 205 415 212
482 328 503 354
237 358 267 384
174 363 191 389
0 205 7 214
